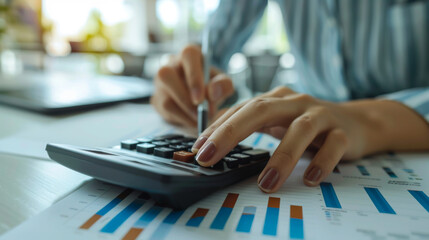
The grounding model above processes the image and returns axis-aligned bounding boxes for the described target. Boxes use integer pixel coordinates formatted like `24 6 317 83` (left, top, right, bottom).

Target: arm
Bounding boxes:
191 87 429 193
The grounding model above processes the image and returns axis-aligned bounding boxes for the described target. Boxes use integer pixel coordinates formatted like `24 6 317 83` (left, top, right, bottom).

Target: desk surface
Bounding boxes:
0 104 134 235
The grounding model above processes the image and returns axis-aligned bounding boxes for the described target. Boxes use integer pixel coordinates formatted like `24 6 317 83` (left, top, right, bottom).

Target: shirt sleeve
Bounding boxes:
208 0 268 70
379 87 429 123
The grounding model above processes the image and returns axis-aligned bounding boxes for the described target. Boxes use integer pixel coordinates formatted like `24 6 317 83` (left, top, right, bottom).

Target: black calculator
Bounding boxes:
46 134 270 209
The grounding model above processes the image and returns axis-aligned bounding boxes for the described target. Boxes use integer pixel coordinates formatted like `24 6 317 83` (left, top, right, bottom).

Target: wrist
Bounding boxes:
342 99 429 156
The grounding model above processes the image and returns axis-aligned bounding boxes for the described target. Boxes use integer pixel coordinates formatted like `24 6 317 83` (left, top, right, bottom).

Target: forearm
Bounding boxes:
343 99 429 155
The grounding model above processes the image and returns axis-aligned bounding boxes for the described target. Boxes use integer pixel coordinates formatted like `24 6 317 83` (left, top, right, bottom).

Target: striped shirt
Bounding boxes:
209 0 429 122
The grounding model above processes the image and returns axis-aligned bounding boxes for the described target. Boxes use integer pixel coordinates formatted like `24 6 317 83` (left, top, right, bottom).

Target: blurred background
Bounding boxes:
0 0 297 99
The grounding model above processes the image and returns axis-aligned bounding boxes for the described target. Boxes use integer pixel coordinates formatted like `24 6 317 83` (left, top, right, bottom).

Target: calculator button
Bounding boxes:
152 134 184 141
230 153 251 165
181 137 197 143
173 151 196 163
121 140 139 150
136 143 156 154
154 147 175 158
136 137 153 143
151 141 169 147
223 157 239 169
242 149 270 161
184 142 195 147
169 145 188 151
167 139 182 145
211 161 224 170
235 144 253 152
227 149 240 156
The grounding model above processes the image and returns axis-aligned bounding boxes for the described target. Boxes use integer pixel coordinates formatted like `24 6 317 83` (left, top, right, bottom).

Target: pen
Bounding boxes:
198 25 211 136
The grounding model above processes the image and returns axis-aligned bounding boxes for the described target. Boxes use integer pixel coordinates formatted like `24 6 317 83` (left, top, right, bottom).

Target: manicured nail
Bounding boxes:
305 166 322 184
196 141 216 163
191 136 207 153
258 168 279 192
191 87 201 104
211 85 223 102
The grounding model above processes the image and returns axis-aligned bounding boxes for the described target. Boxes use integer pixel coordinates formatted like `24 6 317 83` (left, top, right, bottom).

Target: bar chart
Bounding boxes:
74 163 429 239
4 153 429 240
80 188 133 230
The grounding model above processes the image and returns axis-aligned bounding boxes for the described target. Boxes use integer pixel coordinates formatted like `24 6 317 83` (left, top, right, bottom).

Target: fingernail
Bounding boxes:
258 168 279 192
211 85 223 102
191 87 201 104
305 166 322 184
191 136 207 153
196 141 216 163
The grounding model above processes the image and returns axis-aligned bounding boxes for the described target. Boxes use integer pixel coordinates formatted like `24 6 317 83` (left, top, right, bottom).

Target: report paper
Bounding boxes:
1 141 429 239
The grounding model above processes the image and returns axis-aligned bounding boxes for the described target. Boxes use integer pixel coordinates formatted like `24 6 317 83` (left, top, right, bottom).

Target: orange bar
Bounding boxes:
80 214 102 229
268 197 280 208
290 205 303 219
122 227 143 240
191 208 209 219
222 193 239 208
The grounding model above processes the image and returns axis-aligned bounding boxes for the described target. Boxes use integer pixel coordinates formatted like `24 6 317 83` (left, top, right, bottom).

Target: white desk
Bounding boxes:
0 103 156 235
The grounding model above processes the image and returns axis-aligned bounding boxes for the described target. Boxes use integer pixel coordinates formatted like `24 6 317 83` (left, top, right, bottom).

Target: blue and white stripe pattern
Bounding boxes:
209 0 429 122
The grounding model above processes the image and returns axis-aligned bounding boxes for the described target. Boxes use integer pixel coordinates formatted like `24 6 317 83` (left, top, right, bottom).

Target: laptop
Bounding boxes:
0 71 154 114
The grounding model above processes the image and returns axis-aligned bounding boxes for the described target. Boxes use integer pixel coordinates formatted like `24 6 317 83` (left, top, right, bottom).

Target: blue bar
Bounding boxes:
253 133 263 147
236 206 256 233
186 216 204 227
150 210 184 240
364 187 396 214
290 218 304 239
357 165 370 176
134 205 163 228
320 182 342 209
100 200 145 233
408 190 429 213
96 189 133 216
210 207 233 230
263 207 279 236
383 167 398 178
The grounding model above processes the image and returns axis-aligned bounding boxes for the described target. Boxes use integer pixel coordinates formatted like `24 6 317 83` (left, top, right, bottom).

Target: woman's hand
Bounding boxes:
151 45 234 127
191 87 429 193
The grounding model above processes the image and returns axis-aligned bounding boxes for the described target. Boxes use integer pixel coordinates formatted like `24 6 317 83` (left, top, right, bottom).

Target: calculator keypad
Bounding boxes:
120 134 270 171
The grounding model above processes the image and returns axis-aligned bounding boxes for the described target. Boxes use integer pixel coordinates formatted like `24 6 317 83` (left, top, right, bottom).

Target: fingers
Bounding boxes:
150 91 197 127
257 107 334 193
191 87 299 154
156 66 198 121
303 128 348 186
207 74 234 106
181 45 204 104
194 98 304 166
